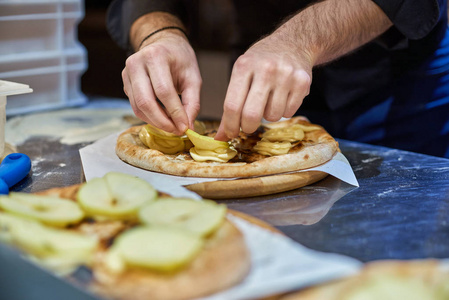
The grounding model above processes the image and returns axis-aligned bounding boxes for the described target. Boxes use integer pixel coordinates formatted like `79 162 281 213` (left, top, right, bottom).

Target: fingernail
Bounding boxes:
177 122 188 133
215 131 229 141
214 132 223 141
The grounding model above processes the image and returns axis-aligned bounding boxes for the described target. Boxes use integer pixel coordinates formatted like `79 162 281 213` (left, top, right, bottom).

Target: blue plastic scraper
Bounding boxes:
0 153 32 194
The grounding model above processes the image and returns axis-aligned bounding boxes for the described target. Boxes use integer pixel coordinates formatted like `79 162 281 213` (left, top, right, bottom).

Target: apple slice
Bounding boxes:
185 129 237 162
185 129 229 150
139 126 185 154
0 192 85 227
0 211 36 244
144 123 179 138
77 172 157 220
139 198 226 237
193 120 207 134
254 138 292 156
105 226 204 273
262 124 305 142
0 212 97 261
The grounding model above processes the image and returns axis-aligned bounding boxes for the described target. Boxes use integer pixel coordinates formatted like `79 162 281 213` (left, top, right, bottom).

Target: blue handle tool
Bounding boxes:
0 153 32 194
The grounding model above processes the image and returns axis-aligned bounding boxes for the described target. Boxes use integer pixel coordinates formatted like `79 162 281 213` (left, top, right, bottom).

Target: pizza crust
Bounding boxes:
278 259 449 300
90 220 250 300
37 185 251 300
115 118 339 178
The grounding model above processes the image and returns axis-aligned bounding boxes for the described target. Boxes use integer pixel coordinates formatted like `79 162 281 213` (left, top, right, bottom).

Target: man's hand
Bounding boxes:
215 0 392 141
124 13 201 136
214 35 313 141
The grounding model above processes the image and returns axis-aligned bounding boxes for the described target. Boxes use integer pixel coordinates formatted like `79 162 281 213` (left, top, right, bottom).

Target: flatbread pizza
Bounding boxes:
115 117 339 179
0 172 251 300
278 259 449 300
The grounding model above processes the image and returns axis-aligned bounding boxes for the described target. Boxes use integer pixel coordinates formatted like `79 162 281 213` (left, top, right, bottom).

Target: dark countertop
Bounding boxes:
281 141 449 262
219 140 449 262
3 103 449 299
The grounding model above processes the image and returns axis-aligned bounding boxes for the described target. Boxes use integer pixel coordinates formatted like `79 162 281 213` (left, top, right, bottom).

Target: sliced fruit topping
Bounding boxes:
139 126 186 154
0 211 36 243
104 226 204 273
139 198 226 237
189 147 237 162
185 129 237 162
254 138 292 156
0 192 84 227
0 212 97 262
262 124 305 142
145 123 181 138
77 172 157 220
294 123 322 132
193 120 207 134
185 129 229 150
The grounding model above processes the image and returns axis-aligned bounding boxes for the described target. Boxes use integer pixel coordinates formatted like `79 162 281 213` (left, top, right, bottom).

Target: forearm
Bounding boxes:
130 12 187 51
272 0 393 66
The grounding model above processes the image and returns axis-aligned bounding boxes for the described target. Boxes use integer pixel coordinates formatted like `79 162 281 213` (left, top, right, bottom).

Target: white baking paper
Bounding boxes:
199 215 361 300
79 132 358 199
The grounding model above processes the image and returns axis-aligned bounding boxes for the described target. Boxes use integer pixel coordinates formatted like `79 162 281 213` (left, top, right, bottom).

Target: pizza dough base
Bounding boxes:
38 185 251 300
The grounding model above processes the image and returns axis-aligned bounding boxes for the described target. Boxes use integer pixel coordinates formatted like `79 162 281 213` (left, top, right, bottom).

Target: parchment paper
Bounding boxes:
200 215 362 300
79 132 358 200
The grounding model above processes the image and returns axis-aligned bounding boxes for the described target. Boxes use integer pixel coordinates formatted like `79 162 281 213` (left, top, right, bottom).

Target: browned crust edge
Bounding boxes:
277 259 449 300
115 118 339 178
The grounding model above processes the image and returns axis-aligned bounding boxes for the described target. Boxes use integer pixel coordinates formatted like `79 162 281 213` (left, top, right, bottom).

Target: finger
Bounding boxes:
180 70 202 129
284 70 311 117
123 65 147 121
263 72 291 122
181 87 201 129
240 73 271 133
263 89 288 122
214 122 229 141
217 58 252 139
148 62 189 134
125 59 177 132
122 68 133 100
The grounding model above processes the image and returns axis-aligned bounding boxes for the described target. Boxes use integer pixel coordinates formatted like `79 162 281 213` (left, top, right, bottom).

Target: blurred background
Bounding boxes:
79 0 231 120
0 0 232 119
3 2 449 120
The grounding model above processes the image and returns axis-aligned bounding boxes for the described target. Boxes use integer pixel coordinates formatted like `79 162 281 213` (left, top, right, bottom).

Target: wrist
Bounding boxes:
138 26 187 50
268 27 316 72
130 12 188 51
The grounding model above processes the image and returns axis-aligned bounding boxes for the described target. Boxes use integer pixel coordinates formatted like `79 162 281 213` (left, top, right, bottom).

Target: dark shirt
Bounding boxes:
107 0 449 157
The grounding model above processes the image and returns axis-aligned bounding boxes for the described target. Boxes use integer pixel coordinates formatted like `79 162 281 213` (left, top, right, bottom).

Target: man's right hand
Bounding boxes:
123 25 202 136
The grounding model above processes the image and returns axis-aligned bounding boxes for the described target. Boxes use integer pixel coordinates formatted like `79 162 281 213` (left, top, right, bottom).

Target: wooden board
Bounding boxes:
185 171 328 199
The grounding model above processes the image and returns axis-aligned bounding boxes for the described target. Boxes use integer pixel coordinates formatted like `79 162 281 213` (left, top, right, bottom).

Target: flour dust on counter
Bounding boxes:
6 108 137 146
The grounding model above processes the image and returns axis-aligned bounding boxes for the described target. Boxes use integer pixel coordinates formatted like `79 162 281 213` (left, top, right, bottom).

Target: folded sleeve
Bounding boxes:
372 0 443 39
106 0 189 51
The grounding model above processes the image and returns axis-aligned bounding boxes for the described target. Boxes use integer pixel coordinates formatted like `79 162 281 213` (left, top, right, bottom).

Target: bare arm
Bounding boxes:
281 0 392 65
215 0 392 140
123 12 201 135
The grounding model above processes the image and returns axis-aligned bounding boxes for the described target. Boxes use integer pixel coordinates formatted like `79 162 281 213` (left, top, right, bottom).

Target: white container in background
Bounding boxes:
0 80 32 157
0 0 87 115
